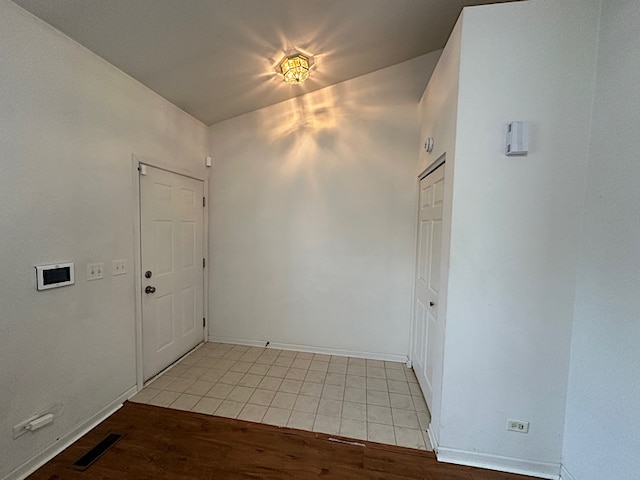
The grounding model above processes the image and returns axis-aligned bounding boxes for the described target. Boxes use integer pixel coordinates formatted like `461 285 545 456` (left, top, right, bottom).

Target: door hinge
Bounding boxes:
203 317 206 327
203 258 206 268
203 197 206 207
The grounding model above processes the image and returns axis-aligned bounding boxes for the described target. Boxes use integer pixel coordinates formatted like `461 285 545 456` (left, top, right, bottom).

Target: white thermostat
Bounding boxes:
505 121 529 156
35 263 74 290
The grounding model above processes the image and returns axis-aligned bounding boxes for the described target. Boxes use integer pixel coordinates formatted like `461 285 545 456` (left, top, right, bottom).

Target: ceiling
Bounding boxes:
13 0 515 126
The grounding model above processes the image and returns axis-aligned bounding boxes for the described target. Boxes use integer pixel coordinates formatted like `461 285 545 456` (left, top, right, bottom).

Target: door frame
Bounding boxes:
408 154 446 370
131 154 209 391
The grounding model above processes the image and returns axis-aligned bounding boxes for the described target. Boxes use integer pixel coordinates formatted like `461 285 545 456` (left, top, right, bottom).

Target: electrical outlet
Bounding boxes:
507 420 529 433
13 403 64 438
86 262 104 281
13 414 42 439
112 259 127 276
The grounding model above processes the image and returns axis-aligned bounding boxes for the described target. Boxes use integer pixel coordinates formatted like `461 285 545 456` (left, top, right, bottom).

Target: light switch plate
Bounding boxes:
86 262 104 281
112 259 127 276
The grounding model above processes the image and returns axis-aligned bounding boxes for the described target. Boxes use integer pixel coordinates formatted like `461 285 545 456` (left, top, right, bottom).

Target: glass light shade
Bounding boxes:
280 54 310 84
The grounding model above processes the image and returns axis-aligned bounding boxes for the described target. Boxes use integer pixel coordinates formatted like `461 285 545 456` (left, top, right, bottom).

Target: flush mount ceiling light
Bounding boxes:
276 50 315 85
280 54 310 84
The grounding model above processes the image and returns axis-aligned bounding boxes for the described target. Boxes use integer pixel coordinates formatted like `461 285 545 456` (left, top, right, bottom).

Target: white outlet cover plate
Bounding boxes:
13 414 40 439
507 420 530 433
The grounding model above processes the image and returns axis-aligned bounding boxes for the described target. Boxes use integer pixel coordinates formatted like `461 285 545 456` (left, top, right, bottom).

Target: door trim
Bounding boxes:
418 154 446 181
131 154 209 391
408 154 446 371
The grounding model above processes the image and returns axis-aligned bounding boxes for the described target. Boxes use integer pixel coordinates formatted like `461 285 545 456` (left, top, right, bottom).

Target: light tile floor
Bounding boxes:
130 342 432 451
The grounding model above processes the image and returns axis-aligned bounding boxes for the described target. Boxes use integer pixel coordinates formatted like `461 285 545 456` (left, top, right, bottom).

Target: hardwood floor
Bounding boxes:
30 402 538 480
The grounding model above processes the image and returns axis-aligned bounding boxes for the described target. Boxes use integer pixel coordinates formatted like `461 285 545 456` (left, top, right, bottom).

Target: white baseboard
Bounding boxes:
6 385 137 480
560 464 576 480
436 446 561 480
208 335 408 363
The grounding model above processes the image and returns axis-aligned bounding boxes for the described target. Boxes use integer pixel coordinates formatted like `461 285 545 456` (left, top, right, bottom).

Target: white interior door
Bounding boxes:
411 164 445 410
140 165 204 381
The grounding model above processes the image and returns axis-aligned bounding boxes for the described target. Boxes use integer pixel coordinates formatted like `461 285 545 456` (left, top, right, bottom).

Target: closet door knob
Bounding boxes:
429 301 435 307
145 286 156 294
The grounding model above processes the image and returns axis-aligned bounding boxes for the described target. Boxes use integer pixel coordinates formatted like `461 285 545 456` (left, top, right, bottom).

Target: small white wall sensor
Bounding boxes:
505 121 529 156
206 156 212 167
424 137 434 154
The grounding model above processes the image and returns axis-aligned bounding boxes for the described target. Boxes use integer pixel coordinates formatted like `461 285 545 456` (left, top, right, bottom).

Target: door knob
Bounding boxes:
145 270 152 278
145 286 156 294
429 301 435 307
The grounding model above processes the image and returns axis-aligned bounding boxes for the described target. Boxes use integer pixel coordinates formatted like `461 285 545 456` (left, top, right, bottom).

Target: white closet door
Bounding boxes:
411 164 444 410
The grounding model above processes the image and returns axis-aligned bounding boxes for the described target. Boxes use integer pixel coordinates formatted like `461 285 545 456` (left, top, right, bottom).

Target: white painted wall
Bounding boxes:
428 0 601 476
562 1 640 479
208 52 441 359
0 3 207 478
